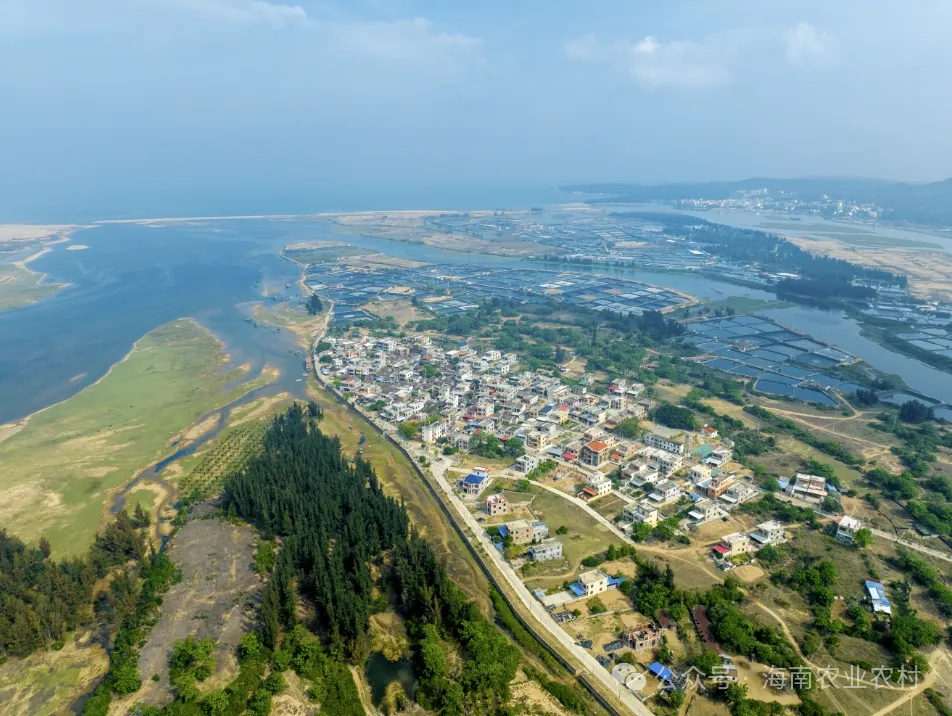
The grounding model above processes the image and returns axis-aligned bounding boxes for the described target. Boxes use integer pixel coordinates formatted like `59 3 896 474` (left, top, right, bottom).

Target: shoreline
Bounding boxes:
0 317 214 433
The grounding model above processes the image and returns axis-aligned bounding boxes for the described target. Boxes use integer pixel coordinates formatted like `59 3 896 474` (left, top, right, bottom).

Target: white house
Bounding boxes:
648 480 683 505
713 532 752 559
421 422 446 444
787 473 827 503
749 520 786 547
582 473 613 499
579 569 609 597
644 430 686 455
690 465 712 484
687 498 720 525
516 454 541 473
529 539 563 562
623 500 660 527
836 515 862 543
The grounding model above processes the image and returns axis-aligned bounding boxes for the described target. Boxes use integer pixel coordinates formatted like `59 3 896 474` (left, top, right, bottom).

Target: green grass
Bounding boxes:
0 262 65 311
123 487 159 515
0 319 276 556
0 638 108 716
523 489 616 587
690 296 795 315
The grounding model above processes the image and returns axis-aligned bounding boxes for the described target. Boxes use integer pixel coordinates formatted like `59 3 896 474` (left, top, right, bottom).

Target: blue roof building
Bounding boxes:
648 662 673 681
458 471 491 497
865 580 892 615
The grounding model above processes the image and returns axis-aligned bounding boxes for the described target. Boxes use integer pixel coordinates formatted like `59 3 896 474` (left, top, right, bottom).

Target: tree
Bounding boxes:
820 495 840 514
899 400 934 424
652 403 698 431
614 417 642 438
693 649 722 676
133 503 151 528
398 421 421 440
306 294 323 315
725 682 748 706
202 691 229 715
665 690 685 708
853 527 873 548
853 388 878 407
587 597 607 614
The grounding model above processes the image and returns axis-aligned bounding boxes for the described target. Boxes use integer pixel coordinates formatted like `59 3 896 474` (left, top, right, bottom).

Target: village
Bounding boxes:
314 328 882 703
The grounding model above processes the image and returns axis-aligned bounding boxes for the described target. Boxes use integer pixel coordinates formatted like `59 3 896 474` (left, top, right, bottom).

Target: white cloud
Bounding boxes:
329 18 482 61
564 33 598 60
565 33 730 89
783 22 838 67
148 0 307 26
626 35 728 88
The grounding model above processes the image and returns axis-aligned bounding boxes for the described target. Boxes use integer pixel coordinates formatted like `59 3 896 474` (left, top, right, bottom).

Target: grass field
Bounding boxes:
0 634 108 716
522 489 617 589
691 296 796 315
0 319 276 556
0 260 65 311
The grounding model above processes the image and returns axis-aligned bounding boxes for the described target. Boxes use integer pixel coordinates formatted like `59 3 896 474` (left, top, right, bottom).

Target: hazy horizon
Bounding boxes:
3 0 952 221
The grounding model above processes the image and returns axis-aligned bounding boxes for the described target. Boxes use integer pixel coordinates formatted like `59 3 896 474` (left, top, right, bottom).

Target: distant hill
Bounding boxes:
560 177 952 227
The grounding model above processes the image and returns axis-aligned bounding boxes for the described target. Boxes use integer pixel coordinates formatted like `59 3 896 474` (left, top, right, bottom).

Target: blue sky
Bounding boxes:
2 0 951 219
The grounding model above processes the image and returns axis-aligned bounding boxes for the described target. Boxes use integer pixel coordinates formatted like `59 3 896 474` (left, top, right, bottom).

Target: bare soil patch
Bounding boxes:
110 513 262 712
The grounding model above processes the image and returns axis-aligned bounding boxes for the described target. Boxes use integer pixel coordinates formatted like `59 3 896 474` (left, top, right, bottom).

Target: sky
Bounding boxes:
2 0 951 219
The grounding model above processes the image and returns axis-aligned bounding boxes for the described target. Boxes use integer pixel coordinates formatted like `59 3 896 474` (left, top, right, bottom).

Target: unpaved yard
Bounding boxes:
110 512 262 712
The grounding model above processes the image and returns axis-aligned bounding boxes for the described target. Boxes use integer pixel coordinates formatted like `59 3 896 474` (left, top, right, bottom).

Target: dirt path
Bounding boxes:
349 665 380 716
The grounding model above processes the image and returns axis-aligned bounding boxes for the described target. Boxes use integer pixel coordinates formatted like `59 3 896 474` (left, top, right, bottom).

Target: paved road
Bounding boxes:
424 455 652 716
310 352 647 714
775 493 952 563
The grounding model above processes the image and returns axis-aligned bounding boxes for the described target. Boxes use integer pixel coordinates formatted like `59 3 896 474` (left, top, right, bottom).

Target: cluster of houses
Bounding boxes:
616 430 758 533
711 520 787 568
316 335 660 456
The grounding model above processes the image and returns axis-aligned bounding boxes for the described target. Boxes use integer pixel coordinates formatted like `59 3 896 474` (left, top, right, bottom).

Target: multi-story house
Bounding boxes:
484 493 510 517
644 429 686 455
580 440 611 467
836 515 862 543
707 473 735 499
624 624 663 651
515 454 541 473
648 480 683 505
504 519 534 545
787 473 827 503
623 500 660 527
687 498 720 524
582 473 612 499
579 569 609 597
421 422 446 444
528 539 563 562
749 520 786 547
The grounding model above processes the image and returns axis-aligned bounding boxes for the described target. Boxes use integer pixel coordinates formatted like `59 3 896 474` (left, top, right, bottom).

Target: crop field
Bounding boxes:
177 421 269 498
0 319 277 556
